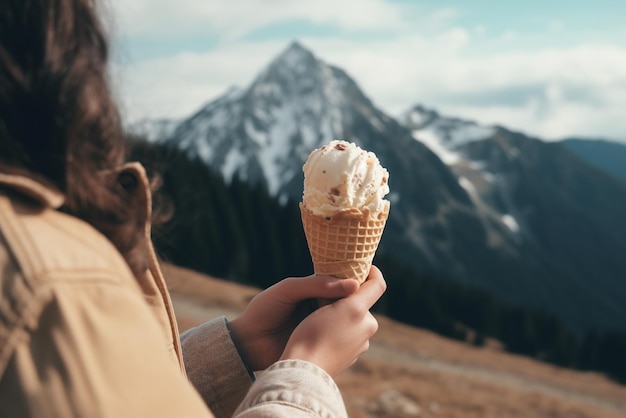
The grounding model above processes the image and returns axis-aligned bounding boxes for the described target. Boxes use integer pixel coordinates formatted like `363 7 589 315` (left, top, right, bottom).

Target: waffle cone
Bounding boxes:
300 202 390 304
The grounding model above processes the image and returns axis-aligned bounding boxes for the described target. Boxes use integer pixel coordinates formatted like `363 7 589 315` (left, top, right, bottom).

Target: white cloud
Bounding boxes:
110 0 411 39
443 99 626 140
109 1 626 141
113 40 288 123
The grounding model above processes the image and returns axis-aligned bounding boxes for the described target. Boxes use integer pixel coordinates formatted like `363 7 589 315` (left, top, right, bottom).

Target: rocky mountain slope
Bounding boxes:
129 42 626 334
402 105 626 333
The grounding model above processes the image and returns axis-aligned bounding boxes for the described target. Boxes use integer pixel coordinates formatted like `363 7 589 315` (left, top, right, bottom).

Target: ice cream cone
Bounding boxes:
300 201 390 305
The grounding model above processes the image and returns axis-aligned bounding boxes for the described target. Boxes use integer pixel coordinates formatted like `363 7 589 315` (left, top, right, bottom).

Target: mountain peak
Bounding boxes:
404 104 441 128
245 39 376 119
285 40 311 55
269 40 318 74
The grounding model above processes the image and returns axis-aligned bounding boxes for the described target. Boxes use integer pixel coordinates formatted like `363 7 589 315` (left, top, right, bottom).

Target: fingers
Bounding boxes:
273 275 360 303
267 265 384 307
281 291 381 376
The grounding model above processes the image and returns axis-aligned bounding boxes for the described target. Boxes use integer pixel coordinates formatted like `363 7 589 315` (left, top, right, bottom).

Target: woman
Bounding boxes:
0 0 386 417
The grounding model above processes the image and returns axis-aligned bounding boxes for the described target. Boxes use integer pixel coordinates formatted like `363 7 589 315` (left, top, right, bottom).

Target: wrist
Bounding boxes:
280 342 321 369
225 318 256 377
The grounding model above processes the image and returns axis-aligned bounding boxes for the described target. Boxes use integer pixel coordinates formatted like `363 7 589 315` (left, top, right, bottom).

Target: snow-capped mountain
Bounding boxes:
161 42 410 199
402 105 524 244
402 105 626 332
131 42 626 334
165 43 503 272
158 42 481 274
403 105 497 164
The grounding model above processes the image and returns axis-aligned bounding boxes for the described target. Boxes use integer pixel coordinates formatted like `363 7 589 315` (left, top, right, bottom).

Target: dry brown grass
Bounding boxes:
162 262 626 418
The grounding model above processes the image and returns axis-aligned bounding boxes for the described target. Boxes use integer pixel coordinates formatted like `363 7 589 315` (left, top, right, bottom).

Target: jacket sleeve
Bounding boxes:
235 360 349 417
0 281 214 418
180 317 254 418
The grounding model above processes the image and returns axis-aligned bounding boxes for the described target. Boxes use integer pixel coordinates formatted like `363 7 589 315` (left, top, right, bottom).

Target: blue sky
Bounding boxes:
109 0 626 141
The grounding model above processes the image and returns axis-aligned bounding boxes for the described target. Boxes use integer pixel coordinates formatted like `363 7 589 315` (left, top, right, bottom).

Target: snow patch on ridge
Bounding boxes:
458 176 479 199
501 214 520 233
447 124 496 147
413 129 462 165
223 148 246 181
245 119 267 146
407 110 428 126
260 102 299 195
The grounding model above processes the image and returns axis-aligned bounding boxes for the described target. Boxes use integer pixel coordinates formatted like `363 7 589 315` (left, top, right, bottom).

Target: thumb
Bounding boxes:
276 275 359 303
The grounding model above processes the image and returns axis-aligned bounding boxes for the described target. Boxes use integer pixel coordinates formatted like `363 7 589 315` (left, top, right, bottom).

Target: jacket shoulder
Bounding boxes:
0 191 133 282
0 191 136 375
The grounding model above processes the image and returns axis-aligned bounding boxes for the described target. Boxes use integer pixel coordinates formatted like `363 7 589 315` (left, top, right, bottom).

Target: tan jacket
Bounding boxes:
0 163 347 417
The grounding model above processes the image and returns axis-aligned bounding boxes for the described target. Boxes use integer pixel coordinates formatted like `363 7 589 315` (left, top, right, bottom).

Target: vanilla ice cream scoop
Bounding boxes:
302 140 390 217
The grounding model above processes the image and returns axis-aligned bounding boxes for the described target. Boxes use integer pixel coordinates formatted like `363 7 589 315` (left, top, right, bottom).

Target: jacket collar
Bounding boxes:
0 163 65 208
0 162 149 210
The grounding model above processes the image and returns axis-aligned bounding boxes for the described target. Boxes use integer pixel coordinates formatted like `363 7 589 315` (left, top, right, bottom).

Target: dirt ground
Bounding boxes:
161 263 626 418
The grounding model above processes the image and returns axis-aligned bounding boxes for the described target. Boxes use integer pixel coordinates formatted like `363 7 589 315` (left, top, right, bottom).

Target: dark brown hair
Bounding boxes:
0 0 146 274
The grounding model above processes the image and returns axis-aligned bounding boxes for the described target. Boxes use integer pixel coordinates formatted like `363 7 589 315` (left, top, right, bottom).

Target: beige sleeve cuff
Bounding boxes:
234 360 348 417
181 317 254 418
